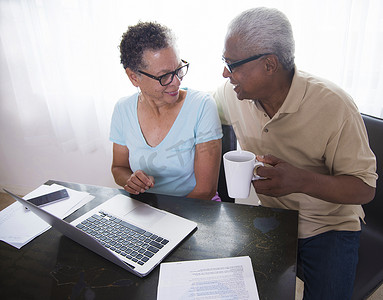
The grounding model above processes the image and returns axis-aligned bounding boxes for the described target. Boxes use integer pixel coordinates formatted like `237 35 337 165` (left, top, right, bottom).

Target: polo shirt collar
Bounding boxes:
276 67 306 115
253 66 307 119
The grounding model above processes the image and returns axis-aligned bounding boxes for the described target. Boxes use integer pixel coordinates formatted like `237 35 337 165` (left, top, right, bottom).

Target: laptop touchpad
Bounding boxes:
124 205 166 226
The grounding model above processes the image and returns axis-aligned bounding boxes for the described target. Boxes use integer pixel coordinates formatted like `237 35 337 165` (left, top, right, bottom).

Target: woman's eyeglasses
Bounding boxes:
138 60 189 86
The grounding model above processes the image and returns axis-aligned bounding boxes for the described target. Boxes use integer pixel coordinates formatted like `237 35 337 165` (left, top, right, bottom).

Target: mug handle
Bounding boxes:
252 161 264 180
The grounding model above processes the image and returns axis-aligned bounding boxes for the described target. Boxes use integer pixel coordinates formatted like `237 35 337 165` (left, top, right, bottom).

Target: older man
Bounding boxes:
214 7 377 300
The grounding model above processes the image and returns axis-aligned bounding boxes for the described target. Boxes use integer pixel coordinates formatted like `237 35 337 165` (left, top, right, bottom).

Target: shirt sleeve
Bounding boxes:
195 94 223 145
325 110 377 188
212 80 232 125
109 100 126 146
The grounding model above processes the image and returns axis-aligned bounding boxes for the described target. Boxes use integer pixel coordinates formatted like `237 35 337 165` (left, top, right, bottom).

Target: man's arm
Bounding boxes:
253 154 375 205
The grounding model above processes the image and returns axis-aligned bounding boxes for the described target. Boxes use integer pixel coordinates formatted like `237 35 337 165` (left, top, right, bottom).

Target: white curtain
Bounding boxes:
1 0 382 193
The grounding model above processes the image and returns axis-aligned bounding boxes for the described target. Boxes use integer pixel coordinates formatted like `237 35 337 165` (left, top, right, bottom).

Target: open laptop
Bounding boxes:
3 189 197 277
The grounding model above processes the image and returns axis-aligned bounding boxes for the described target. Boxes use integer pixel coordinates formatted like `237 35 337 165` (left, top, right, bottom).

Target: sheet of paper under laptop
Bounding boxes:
4 190 197 277
0 184 93 248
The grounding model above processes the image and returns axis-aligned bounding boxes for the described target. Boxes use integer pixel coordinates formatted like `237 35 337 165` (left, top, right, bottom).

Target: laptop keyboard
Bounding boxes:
75 211 169 266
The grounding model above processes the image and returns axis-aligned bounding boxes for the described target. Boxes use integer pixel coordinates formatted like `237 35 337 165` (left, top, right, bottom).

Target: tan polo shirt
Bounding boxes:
213 69 377 238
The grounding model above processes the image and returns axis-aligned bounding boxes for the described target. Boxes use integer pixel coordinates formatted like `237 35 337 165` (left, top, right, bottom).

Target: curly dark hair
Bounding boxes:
119 21 175 72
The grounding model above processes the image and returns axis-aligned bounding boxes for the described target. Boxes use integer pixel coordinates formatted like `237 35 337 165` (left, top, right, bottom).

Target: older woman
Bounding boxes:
110 22 222 200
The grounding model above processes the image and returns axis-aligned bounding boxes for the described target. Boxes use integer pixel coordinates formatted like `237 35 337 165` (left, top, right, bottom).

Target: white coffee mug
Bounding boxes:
223 150 264 199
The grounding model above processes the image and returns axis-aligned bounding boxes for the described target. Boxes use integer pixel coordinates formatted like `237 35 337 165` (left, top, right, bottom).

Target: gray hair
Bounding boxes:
226 7 295 71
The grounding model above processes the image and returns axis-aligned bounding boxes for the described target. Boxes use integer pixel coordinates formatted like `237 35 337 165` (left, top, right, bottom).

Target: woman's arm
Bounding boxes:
187 139 222 200
111 143 154 194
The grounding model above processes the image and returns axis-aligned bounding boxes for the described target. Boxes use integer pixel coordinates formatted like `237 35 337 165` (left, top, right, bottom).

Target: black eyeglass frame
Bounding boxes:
223 53 272 73
138 59 189 86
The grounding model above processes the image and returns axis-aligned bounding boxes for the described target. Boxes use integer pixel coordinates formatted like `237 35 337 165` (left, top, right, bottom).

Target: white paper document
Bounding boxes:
0 184 94 249
157 256 259 300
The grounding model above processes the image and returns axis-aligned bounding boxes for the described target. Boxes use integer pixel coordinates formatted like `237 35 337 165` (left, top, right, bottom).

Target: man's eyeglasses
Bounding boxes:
138 60 189 86
222 53 272 73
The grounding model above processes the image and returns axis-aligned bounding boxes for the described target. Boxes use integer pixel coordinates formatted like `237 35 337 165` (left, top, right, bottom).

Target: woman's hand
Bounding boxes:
124 170 155 194
111 143 155 194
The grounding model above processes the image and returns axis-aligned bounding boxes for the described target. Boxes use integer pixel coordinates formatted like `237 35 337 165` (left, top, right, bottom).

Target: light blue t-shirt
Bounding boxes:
110 89 223 197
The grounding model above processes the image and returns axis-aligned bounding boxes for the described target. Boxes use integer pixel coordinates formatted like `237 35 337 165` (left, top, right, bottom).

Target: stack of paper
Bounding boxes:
0 184 94 249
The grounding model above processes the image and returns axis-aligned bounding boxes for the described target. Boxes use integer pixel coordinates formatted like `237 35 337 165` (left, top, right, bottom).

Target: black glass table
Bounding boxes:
0 180 298 299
